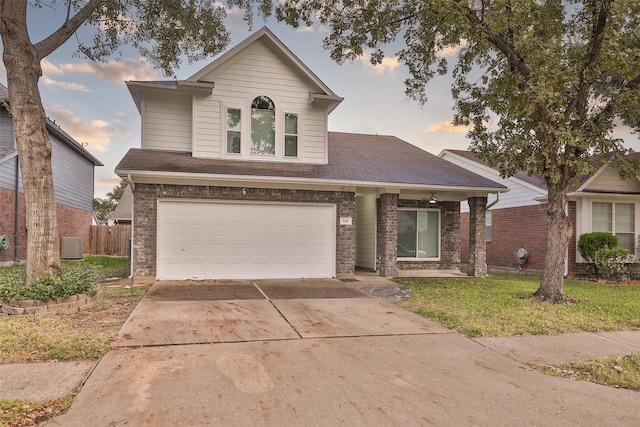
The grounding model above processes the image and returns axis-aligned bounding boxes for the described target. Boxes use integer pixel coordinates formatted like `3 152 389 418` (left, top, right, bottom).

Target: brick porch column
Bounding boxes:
468 196 487 277
378 193 399 277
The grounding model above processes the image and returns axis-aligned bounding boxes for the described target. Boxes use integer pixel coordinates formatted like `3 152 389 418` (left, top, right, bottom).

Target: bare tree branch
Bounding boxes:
34 0 103 60
460 4 532 79
565 0 612 123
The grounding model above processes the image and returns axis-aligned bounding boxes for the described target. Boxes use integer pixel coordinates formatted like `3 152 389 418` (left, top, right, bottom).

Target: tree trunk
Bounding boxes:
535 182 573 303
1 6 60 283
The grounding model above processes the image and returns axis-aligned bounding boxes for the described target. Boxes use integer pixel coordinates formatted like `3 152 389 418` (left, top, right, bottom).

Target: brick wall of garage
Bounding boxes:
376 198 461 271
132 184 356 281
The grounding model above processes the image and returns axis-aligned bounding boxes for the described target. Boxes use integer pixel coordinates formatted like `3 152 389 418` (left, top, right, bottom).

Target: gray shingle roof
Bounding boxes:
445 149 547 189
116 132 506 190
108 185 133 221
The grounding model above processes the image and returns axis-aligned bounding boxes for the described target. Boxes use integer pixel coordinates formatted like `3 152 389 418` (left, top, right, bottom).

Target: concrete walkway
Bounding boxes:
1 277 639 426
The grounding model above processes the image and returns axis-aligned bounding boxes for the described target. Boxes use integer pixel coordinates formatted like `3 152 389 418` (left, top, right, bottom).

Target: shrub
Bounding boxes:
0 263 101 302
594 246 631 280
578 232 619 263
578 232 619 275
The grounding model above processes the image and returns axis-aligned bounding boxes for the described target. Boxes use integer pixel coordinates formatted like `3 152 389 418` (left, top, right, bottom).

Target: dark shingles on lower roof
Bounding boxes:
116 132 506 189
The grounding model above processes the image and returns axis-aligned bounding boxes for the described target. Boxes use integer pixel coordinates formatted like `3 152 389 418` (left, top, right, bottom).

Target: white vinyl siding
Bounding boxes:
194 41 328 163
355 193 376 270
192 94 220 157
440 151 546 212
156 200 336 279
142 93 192 152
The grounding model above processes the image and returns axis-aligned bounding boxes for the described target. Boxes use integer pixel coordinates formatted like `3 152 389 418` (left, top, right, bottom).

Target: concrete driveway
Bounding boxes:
52 279 640 426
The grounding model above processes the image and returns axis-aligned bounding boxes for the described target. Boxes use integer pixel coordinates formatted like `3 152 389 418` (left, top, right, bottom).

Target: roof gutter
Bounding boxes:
115 168 509 194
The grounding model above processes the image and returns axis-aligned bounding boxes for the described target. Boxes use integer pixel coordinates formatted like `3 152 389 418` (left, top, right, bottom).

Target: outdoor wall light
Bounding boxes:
428 192 437 204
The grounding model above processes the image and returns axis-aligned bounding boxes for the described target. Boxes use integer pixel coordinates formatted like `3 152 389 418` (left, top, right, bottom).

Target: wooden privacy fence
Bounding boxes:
90 225 131 256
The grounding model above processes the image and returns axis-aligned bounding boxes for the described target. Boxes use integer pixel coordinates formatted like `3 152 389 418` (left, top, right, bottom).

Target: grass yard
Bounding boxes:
0 256 146 426
396 272 640 393
396 272 640 337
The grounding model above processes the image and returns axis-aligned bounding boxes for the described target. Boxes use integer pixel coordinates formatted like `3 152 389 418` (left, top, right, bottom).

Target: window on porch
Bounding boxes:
397 209 440 259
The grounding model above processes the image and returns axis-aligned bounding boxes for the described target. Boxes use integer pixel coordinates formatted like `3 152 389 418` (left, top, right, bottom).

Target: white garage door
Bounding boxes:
156 201 336 280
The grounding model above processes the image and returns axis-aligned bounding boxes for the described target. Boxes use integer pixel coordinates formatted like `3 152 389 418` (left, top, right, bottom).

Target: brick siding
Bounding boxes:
0 187 92 264
468 197 487 276
132 184 356 282
376 196 461 275
460 201 578 275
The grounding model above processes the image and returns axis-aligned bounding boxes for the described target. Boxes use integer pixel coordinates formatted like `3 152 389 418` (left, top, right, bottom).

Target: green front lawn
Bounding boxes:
395 272 640 337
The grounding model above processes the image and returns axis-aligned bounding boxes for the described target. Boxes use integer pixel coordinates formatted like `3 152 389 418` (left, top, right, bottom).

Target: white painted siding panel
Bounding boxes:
156 201 336 279
193 95 221 157
197 41 327 163
440 152 546 212
143 93 192 152
355 193 377 270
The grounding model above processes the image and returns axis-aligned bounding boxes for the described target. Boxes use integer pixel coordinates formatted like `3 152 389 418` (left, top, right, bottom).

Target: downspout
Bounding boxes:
14 154 19 263
486 192 500 210
127 174 134 279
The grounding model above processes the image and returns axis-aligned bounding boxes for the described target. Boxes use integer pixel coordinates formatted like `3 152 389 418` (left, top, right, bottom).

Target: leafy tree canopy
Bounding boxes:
273 0 640 302
274 0 640 182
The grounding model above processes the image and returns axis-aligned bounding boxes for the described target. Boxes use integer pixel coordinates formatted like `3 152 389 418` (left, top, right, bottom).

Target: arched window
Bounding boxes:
251 96 275 155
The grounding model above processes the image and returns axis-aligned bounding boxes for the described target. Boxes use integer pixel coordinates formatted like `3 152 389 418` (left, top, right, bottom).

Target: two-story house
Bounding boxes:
116 28 506 283
0 83 103 265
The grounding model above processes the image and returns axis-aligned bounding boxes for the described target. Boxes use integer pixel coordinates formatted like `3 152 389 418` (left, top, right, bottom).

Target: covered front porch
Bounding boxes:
354 189 494 278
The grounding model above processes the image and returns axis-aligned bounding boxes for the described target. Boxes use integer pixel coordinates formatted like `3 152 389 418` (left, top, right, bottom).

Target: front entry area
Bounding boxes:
156 201 336 280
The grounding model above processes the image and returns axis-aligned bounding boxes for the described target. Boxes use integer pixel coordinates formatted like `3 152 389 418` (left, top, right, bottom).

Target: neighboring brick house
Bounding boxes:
116 27 506 283
440 149 640 276
0 83 103 265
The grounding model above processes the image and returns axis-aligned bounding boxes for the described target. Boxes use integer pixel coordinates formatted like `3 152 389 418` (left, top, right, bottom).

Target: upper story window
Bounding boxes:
222 95 301 160
251 96 275 156
284 113 298 157
226 108 241 154
592 201 635 253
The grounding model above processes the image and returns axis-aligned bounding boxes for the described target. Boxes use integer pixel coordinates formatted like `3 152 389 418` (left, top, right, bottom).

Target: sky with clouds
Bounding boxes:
3 3 639 198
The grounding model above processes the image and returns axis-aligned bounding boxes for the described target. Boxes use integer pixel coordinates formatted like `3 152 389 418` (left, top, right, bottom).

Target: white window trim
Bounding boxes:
284 112 300 158
223 105 243 156
590 200 637 253
486 210 492 242
397 207 441 261
221 104 244 158
220 94 302 161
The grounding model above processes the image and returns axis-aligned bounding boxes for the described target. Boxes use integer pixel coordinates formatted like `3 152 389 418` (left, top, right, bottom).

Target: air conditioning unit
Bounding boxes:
60 237 83 259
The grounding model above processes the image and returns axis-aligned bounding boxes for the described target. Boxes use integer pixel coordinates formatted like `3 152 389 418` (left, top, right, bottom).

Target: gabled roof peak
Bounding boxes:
187 27 341 101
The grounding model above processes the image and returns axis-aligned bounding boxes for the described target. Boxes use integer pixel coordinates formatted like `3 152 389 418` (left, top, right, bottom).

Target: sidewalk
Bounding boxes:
2 329 639 404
